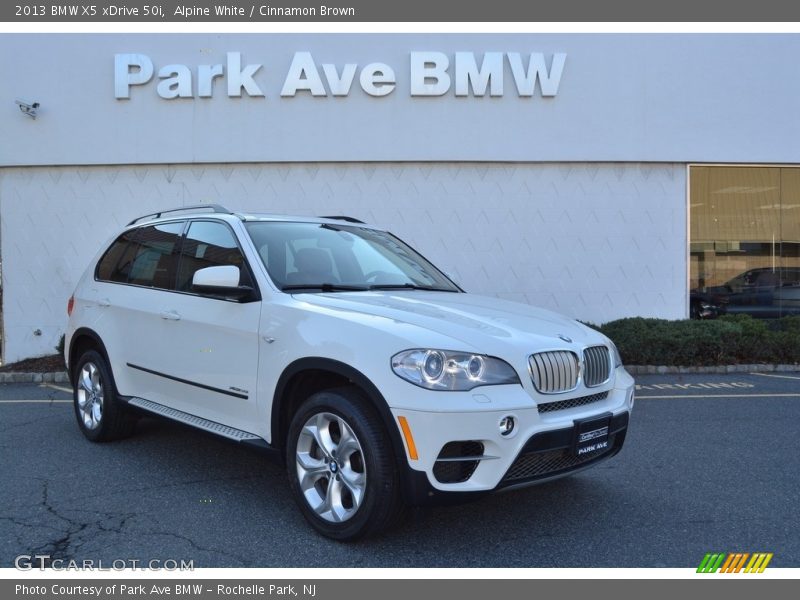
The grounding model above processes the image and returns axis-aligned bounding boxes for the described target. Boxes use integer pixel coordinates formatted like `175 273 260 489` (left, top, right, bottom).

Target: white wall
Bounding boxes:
1 34 800 166
0 162 686 362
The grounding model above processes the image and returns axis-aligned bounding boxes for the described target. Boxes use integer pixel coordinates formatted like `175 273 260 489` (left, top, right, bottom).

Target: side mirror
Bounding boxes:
192 266 255 301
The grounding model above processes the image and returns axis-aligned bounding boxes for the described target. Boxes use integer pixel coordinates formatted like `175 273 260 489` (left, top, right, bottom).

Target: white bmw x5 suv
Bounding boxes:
65 204 635 540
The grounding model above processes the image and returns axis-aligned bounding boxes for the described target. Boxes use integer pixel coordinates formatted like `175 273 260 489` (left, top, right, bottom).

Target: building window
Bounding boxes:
690 166 800 318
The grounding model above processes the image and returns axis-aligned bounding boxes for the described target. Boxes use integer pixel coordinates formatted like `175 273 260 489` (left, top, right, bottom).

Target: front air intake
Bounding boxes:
537 390 609 414
432 441 484 484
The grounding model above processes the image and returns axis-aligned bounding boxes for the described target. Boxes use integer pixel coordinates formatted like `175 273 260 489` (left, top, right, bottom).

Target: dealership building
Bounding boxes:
1 33 799 363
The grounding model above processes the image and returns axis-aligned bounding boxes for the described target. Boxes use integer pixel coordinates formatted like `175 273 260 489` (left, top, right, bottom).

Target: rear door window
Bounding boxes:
97 222 185 289
127 222 185 289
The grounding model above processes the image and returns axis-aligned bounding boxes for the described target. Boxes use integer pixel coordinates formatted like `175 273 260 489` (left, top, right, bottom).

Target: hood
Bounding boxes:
292 291 606 355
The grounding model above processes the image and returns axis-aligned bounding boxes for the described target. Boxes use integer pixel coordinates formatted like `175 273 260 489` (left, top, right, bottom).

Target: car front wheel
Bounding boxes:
286 387 405 541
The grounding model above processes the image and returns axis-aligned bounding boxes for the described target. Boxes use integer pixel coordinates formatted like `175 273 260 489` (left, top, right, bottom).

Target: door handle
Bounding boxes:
98 298 111 307
160 310 181 321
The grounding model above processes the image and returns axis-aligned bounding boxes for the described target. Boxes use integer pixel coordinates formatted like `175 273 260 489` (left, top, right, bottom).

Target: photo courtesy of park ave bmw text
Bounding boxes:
2 34 800 363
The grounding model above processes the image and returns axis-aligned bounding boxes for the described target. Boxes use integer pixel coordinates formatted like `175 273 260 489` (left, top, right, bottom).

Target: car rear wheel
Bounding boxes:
73 349 136 442
286 387 405 541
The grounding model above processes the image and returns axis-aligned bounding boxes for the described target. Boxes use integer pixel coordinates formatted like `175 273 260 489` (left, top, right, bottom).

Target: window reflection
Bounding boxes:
690 166 800 318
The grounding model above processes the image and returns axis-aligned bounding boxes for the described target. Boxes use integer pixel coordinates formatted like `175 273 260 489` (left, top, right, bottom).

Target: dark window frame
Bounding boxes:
175 218 261 302
95 228 143 283
95 219 186 289
94 218 261 303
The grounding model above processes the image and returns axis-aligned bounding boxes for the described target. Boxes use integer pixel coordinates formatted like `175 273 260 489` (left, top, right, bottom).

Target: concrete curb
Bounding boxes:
0 371 69 384
626 364 800 375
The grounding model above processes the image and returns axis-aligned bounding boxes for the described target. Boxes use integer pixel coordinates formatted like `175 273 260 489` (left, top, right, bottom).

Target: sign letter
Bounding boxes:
227 52 264 97
360 63 396 97
322 63 357 96
507 53 566 97
115 53 154 99
157 65 192 99
281 52 326 96
455 52 504 96
410 52 450 96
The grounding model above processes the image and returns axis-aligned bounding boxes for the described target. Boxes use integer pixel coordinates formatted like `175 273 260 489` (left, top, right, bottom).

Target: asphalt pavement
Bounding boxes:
1 372 798 568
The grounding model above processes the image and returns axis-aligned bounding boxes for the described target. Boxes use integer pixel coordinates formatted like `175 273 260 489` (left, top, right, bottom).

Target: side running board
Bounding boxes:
128 397 262 442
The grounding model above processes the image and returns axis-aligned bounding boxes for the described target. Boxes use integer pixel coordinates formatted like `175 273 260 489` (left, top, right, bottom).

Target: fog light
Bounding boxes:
499 416 515 436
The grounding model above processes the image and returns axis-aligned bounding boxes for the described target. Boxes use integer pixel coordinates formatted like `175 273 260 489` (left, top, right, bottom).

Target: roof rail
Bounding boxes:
127 204 232 226
319 215 366 224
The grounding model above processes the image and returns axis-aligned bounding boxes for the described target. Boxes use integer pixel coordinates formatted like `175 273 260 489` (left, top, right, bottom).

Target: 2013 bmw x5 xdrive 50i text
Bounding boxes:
65 204 635 540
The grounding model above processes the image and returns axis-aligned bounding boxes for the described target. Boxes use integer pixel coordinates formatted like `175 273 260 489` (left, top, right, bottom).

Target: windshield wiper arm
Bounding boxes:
281 283 370 292
367 283 455 292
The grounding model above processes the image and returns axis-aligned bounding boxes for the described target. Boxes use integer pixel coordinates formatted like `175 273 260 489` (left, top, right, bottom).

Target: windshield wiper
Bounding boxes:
368 283 455 292
281 283 370 292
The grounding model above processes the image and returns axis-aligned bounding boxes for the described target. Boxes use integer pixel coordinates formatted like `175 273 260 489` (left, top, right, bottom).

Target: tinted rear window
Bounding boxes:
96 230 139 282
96 222 185 290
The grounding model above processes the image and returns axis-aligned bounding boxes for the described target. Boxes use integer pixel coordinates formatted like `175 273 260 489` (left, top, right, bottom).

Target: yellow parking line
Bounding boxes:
0 400 71 403
638 393 800 399
750 372 800 381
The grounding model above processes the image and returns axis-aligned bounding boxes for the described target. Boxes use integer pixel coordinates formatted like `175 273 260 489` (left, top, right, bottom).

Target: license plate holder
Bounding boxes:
573 413 612 457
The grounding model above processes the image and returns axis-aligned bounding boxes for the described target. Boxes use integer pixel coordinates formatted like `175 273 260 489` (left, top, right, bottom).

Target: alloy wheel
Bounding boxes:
295 412 367 523
76 362 104 430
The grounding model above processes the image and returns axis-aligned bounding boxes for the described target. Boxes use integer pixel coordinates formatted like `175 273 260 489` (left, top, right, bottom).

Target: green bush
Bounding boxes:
55 334 65 356
594 315 800 366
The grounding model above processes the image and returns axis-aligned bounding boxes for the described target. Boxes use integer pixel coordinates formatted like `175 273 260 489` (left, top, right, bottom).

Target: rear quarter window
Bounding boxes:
96 230 139 282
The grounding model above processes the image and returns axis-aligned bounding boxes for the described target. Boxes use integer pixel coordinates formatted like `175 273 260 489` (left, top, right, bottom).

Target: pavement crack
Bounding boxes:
21 479 137 564
26 480 88 562
145 530 250 567
0 515 69 535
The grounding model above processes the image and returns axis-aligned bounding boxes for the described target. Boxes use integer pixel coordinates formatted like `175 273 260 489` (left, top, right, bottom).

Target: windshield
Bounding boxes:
244 221 461 293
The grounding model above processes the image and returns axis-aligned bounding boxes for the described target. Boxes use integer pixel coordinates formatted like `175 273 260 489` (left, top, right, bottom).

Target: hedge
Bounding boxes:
586 315 800 366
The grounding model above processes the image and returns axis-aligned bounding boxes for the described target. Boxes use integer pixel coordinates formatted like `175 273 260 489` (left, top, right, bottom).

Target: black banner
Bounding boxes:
4 0 800 22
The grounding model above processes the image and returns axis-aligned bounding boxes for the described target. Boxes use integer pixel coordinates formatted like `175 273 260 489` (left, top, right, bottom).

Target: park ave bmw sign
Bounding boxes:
114 51 567 99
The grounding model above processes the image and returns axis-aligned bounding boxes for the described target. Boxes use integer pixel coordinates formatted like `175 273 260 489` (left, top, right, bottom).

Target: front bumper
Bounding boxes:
390 369 634 505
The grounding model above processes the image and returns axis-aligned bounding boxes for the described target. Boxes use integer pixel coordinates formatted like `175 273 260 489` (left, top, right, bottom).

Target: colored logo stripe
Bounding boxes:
720 553 749 573
697 552 773 573
744 553 773 573
697 553 725 573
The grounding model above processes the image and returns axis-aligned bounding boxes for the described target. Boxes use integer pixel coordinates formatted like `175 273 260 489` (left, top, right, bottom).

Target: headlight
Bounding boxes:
391 349 520 391
608 340 623 368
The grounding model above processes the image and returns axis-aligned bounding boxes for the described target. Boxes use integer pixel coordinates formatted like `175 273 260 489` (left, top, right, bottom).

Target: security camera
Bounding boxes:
15 100 40 119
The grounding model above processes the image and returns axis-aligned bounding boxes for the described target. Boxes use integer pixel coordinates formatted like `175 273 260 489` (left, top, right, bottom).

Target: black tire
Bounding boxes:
286 387 405 541
72 349 136 442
